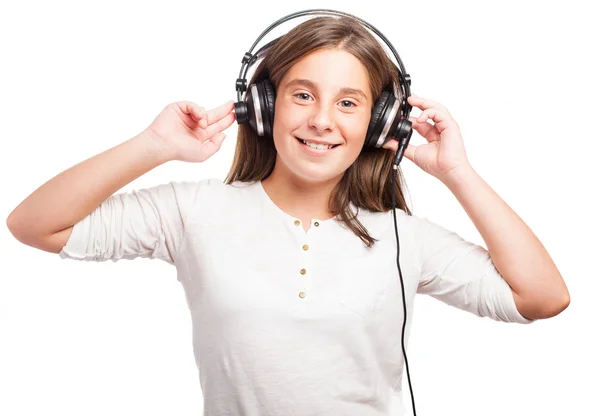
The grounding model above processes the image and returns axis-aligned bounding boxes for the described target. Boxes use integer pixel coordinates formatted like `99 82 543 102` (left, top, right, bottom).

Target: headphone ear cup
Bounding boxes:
365 91 390 148
237 83 261 135
364 90 402 148
261 80 276 138
235 79 274 137
250 79 276 138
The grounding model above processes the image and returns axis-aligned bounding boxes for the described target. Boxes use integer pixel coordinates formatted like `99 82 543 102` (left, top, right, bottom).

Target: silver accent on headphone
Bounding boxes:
376 99 400 147
251 84 264 136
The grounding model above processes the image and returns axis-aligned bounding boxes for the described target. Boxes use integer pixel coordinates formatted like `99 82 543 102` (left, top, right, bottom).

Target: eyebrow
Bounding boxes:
284 78 368 101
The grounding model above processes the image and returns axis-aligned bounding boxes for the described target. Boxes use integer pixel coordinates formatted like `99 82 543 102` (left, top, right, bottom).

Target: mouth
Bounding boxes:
295 137 341 151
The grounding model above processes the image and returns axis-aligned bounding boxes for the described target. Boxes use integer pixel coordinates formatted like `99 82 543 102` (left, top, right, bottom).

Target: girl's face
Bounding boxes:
271 48 373 185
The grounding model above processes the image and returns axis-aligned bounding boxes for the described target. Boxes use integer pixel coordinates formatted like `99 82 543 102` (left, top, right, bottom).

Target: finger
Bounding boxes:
205 100 235 126
408 95 450 114
417 108 454 133
178 101 207 128
203 111 236 138
409 116 439 142
192 104 207 128
178 101 203 120
384 138 416 162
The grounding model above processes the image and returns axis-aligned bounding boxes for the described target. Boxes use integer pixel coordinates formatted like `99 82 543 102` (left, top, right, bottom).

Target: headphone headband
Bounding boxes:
235 9 411 106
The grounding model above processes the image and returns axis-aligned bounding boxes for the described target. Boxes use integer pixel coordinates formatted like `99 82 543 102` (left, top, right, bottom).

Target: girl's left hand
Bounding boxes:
383 94 471 181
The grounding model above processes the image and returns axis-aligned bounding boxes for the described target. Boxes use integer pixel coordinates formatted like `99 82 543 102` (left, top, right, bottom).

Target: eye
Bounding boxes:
294 92 312 101
340 100 357 108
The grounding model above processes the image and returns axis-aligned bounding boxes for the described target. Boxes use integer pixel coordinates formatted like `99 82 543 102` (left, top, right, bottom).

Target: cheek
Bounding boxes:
342 115 371 147
273 101 311 146
273 100 293 137
275 99 305 129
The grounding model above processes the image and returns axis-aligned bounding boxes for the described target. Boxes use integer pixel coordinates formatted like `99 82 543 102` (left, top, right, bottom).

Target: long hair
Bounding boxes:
225 16 412 248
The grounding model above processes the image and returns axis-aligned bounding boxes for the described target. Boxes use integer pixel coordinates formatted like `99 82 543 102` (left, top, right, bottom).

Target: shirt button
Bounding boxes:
299 292 306 298
302 244 309 251
314 221 320 227
300 268 306 275
294 220 301 226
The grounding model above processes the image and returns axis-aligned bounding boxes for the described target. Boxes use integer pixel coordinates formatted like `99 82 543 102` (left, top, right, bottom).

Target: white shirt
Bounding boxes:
59 178 535 415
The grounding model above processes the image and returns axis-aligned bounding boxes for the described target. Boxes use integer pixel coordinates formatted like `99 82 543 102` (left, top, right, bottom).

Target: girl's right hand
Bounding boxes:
144 100 236 163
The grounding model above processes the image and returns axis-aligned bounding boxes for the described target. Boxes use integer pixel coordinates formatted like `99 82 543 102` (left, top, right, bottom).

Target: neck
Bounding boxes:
261 160 342 221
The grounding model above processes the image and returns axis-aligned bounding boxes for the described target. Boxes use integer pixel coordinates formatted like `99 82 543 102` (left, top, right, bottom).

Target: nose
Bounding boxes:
308 103 335 133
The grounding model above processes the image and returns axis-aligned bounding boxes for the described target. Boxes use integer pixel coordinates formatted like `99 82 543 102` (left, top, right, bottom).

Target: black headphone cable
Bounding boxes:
391 143 417 416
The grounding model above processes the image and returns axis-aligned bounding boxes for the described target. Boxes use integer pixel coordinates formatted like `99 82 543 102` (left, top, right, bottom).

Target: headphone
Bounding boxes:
233 9 414 167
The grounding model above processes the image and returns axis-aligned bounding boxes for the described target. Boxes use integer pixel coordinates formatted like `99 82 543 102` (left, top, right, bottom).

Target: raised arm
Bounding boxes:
7 100 235 253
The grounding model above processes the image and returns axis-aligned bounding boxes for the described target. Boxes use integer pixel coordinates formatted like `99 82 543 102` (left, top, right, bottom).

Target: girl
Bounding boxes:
7 13 569 416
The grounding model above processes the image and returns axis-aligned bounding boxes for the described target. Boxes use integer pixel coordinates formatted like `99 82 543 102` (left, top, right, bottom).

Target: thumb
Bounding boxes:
211 132 227 148
191 133 226 161
201 132 226 153
402 143 417 163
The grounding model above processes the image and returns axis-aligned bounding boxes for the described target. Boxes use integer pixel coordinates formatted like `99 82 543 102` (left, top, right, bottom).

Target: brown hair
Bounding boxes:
225 16 412 248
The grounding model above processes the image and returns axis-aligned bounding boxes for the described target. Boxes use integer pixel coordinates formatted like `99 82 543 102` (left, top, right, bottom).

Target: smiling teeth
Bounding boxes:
301 139 334 150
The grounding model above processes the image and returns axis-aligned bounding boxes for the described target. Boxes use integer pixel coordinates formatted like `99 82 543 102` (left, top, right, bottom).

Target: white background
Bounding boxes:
1 0 598 415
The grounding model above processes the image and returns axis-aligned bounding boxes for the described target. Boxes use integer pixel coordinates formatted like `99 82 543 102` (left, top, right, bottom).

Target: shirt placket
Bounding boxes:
291 218 322 312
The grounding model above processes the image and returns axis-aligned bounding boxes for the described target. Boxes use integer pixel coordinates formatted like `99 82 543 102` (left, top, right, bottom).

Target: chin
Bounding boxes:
289 163 346 185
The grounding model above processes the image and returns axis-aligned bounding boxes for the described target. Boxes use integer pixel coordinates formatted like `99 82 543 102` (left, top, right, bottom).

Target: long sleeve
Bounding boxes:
416 217 536 324
58 180 204 265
